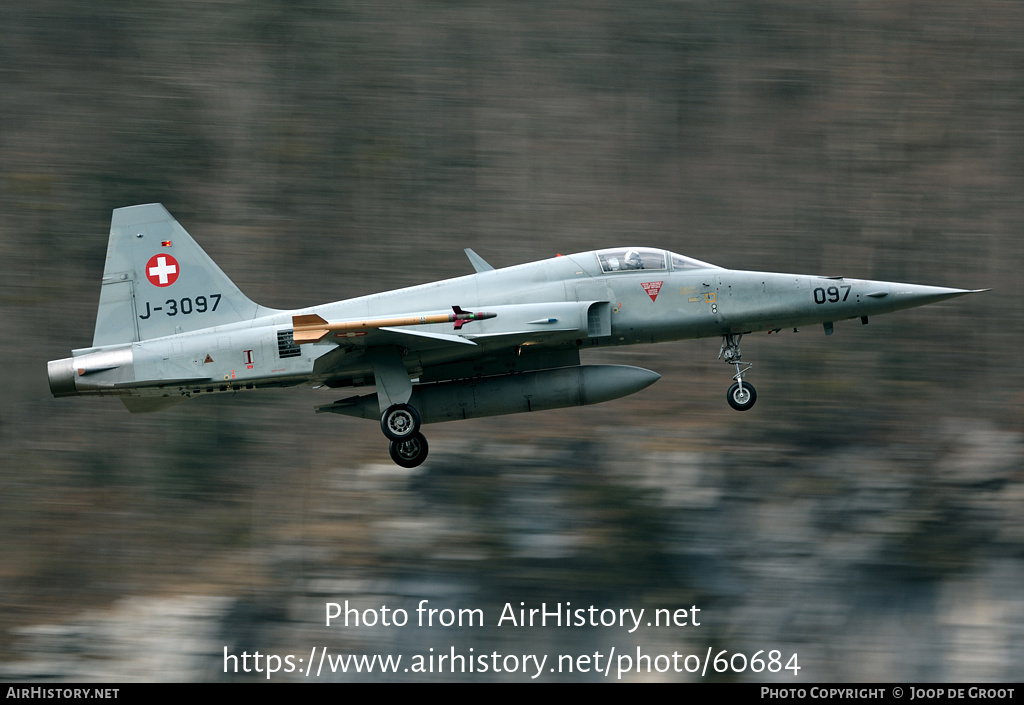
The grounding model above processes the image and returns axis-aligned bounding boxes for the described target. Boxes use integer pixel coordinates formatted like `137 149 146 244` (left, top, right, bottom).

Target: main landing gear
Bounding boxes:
719 334 756 411
380 403 420 441
381 403 429 467
389 431 429 468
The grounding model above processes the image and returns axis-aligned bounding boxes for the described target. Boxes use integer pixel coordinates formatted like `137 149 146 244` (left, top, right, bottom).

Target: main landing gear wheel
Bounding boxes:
727 382 757 411
380 403 420 441
389 432 429 468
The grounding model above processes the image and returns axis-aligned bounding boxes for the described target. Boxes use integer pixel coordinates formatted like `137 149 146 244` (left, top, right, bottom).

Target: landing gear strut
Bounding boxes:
719 334 756 411
370 346 429 466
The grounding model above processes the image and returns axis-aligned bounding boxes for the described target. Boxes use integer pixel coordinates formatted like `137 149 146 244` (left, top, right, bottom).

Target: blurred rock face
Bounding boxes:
4 423 1023 681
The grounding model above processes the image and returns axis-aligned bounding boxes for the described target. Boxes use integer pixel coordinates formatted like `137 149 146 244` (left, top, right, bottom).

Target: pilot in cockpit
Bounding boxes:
624 250 644 269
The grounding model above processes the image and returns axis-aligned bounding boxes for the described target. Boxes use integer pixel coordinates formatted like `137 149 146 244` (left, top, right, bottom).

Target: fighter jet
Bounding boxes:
48 204 985 467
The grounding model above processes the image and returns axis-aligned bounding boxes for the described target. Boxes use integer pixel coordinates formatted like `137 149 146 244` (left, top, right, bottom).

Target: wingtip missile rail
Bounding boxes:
292 306 496 344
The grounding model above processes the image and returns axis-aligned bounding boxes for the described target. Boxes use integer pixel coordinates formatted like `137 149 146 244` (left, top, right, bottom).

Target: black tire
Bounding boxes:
389 432 429 468
727 382 757 411
380 403 420 441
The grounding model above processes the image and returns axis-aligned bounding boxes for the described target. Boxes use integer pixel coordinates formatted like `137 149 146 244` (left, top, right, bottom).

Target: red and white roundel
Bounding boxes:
145 254 180 287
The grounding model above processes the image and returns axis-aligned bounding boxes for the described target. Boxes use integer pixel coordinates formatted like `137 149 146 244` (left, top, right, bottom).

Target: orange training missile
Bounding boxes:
291 306 496 344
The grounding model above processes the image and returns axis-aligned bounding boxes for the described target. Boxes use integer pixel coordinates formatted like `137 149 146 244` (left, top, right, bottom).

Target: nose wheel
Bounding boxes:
727 381 757 411
719 334 757 411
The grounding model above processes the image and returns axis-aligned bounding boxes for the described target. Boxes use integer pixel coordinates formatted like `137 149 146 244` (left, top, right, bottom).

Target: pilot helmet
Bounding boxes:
624 250 643 269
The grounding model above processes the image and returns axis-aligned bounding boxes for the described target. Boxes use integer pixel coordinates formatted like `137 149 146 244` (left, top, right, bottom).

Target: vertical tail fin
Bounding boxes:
92 204 276 347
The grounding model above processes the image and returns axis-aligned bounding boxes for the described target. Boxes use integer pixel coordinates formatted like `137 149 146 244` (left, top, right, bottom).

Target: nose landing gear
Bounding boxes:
719 334 756 411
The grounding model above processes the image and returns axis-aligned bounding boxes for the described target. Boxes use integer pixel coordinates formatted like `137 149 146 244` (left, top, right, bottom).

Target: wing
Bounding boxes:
292 310 486 346
295 301 594 348
302 300 602 391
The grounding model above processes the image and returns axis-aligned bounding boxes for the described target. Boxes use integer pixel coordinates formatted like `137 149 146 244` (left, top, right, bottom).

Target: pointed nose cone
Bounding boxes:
888 284 989 313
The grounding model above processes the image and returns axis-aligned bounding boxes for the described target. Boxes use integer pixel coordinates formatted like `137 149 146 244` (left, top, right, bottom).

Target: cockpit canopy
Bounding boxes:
596 248 719 274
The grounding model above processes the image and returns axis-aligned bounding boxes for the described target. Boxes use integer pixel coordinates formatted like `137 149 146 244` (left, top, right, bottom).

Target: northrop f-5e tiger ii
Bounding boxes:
48 205 986 467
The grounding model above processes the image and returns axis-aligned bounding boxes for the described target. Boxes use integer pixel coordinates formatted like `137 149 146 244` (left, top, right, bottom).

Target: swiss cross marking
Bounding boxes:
641 280 663 302
146 254 180 287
